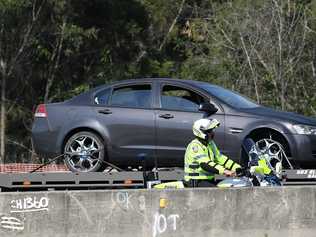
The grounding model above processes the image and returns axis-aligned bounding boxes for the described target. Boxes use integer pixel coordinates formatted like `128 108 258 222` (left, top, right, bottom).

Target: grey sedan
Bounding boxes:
32 78 316 172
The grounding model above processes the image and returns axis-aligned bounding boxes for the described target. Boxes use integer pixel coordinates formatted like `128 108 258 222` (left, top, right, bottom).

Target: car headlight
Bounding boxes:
292 124 316 135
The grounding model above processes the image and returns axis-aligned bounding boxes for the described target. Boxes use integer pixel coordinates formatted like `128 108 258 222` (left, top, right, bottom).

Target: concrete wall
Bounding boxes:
0 186 315 237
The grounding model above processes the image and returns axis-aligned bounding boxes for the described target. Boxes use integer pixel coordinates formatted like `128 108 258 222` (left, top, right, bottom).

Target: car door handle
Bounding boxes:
159 113 174 119
98 109 112 115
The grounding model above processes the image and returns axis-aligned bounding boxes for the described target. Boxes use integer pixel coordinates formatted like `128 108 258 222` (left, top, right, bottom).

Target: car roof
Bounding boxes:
105 77 217 90
68 78 218 104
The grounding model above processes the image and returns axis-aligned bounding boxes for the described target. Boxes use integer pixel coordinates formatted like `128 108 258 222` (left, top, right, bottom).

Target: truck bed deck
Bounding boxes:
0 168 315 191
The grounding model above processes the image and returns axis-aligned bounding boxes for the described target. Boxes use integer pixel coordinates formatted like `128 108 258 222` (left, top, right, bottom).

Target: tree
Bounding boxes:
175 0 316 113
0 0 44 163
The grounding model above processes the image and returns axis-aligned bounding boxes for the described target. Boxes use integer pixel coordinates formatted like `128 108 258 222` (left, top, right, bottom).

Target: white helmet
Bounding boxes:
192 118 220 140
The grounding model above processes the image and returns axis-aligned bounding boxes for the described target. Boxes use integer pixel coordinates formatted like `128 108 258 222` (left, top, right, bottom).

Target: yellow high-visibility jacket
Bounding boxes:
184 138 241 181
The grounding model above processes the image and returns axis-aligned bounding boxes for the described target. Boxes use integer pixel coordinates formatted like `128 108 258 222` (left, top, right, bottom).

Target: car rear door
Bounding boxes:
93 82 156 167
155 82 225 167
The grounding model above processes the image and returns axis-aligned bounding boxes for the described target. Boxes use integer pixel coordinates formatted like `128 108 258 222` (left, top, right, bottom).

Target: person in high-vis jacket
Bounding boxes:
184 118 241 187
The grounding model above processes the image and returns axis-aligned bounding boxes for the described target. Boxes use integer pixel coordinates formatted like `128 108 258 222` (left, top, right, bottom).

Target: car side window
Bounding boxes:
94 88 111 105
161 85 206 112
110 84 152 109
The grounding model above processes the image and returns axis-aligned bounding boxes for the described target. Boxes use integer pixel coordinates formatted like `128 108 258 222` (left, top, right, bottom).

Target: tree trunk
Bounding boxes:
240 35 260 103
0 66 6 164
44 20 66 103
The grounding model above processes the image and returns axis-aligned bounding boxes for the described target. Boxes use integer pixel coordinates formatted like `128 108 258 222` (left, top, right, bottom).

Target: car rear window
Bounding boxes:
94 88 111 105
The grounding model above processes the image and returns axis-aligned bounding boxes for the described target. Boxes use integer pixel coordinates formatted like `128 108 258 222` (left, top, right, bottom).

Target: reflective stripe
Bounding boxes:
224 159 233 169
194 154 208 160
191 164 199 169
222 157 229 166
206 160 213 165
208 162 217 168
229 161 236 170
231 163 241 171
184 175 214 181
186 173 200 176
185 162 200 168
206 162 225 174
207 161 220 169
185 172 213 177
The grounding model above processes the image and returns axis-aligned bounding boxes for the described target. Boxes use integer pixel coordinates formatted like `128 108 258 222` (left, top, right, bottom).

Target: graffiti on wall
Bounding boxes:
152 213 179 237
0 215 24 232
0 195 49 233
10 196 49 213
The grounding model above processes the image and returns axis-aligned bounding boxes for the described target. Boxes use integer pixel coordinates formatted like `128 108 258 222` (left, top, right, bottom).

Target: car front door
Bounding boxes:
93 83 156 167
155 83 225 167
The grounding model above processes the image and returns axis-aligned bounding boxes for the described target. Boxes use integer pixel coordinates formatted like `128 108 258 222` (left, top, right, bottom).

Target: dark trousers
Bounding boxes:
185 179 216 187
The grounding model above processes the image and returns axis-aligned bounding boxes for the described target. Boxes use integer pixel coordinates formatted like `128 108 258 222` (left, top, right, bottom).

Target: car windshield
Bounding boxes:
201 84 259 109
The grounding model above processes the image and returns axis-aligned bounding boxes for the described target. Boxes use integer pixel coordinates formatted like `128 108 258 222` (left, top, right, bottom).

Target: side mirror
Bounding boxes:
199 102 218 117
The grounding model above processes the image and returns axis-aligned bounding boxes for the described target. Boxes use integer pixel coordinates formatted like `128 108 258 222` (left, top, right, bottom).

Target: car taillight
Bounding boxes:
34 104 48 118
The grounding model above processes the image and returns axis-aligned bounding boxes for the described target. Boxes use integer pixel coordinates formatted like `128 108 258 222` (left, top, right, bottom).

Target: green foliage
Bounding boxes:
55 84 90 101
2 0 316 161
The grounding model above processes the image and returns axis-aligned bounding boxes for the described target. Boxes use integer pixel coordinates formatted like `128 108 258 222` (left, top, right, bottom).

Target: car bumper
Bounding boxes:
288 134 316 161
32 118 61 158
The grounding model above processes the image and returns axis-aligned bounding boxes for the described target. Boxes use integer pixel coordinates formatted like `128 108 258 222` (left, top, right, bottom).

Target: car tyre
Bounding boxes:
64 131 105 172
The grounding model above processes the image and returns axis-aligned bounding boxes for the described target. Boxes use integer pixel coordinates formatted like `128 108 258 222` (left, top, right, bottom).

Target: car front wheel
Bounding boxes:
64 131 105 172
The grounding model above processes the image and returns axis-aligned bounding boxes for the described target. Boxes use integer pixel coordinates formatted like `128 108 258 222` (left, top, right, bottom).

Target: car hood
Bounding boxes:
241 106 316 126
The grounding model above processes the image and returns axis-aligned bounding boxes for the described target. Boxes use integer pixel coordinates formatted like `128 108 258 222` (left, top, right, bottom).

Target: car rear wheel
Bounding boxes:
64 131 105 172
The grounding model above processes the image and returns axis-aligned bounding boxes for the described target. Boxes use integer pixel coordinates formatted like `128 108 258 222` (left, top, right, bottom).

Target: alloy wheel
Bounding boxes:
64 132 104 172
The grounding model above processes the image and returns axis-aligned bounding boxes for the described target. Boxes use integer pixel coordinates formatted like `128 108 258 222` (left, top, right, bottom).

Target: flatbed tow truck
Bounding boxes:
1 167 316 192
0 137 314 191
9 104 314 191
